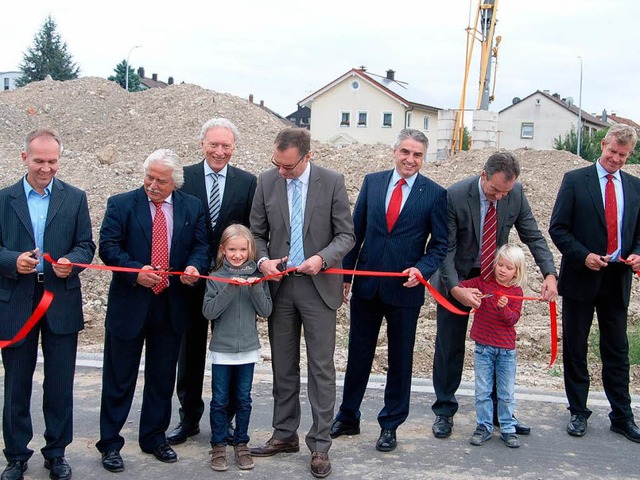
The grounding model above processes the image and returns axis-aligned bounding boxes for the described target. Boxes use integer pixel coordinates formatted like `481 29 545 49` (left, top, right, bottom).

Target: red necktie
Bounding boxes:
605 174 618 255
480 201 497 281
151 202 169 294
386 178 406 232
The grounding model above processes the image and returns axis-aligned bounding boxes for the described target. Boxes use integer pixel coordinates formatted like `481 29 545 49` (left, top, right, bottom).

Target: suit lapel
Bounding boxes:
171 190 186 259
375 170 394 220
274 172 289 230
621 170 639 250
396 173 425 226
584 165 606 229
467 177 482 247
135 187 153 246
9 181 35 243
217 164 235 223
45 178 65 230
304 164 320 235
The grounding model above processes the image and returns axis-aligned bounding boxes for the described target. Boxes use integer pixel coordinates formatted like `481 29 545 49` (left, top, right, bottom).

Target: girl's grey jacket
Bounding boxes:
202 259 272 354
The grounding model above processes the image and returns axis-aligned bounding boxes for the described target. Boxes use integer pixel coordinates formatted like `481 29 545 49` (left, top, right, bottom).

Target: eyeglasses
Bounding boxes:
271 154 305 171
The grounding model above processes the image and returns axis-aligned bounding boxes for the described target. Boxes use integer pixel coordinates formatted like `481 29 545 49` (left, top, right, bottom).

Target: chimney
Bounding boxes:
168 77 174 85
552 92 561 99
543 89 550 95
152 73 158 82
602 109 608 122
386 69 395 81
260 100 264 108
249 94 254 103
359 65 367 71
138 67 145 78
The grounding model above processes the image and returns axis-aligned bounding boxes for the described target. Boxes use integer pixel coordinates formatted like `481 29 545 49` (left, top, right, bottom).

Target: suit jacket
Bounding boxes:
432 175 556 294
0 178 95 340
549 163 640 305
345 169 448 308
99 187 209 340
250 163 355 310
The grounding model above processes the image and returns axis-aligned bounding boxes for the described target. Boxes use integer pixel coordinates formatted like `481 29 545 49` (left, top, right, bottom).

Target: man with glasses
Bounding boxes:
329 128 448 452
249 128 354 478
167 118 257 446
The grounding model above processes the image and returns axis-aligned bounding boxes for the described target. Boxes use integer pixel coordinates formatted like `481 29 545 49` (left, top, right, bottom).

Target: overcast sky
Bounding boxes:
2 0 638 122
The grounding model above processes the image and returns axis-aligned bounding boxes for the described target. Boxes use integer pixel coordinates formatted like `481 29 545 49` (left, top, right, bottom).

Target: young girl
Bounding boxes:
202 224 272 472
460 243 527 449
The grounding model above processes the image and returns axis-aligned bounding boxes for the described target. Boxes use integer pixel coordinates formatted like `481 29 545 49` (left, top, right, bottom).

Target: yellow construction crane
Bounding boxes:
451 0 501 153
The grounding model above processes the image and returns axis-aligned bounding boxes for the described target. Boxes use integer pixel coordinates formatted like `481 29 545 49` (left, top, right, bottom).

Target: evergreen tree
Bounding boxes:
16 15 80 87
108 60 143 91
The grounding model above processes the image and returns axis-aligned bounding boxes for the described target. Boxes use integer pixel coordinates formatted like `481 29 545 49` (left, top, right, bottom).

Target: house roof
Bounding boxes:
298 68 440 111
607 113 640 131
140 76 168 89
499 90 609 128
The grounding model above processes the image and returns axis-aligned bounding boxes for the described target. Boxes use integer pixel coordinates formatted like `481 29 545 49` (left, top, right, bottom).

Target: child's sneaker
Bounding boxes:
501 432 520 448
469 425 492 446
210 444 228 471
234 443 254 470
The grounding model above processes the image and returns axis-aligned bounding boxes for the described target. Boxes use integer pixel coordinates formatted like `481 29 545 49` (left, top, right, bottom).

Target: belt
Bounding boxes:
290 271 308 277
37 273 45 283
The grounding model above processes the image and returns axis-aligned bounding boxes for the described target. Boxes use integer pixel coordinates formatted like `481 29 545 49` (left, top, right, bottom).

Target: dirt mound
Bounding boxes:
2 77 639 393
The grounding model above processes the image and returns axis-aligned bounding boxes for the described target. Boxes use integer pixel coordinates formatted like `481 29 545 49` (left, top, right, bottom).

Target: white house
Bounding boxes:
299 68 441 160
498 90 608 150
1 71 21 91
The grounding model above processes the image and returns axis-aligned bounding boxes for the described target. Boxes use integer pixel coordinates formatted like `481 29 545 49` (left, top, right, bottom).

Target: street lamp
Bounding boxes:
577 56 583 157
125 45 142 92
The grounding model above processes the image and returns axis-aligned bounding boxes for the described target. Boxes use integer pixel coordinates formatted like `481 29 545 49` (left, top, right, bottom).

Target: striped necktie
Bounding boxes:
480 201 497 281
208 172 220 230
288 179 305 267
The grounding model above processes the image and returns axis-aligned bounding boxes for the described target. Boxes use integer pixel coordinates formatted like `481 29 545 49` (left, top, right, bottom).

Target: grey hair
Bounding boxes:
143 149 184 188
604 124 638 150
24 127 63 154
394 128 429 151
199 118 239 143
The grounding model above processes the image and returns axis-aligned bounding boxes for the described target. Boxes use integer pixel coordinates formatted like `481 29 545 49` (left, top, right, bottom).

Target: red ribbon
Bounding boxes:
0 290 53 348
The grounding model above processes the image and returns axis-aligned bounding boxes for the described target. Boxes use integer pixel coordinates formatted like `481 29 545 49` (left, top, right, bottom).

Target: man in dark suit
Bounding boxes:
430 152 557 438
167 118 257 445
549 124 640 442
329 128 448 452
96 149 209 473
249 128 354 478
0 128 95 480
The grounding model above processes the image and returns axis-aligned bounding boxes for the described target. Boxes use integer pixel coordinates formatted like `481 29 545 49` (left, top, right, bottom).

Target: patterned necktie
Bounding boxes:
151 202 169 294
386 178 406 232
288 179 305 267
208 172 220 230
605 174 618 255
480 201 497 281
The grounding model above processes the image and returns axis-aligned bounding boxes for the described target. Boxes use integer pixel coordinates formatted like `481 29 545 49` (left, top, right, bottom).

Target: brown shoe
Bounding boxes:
234 443 255 470
250 437 300 457
210 444 228 472
310 452 332 478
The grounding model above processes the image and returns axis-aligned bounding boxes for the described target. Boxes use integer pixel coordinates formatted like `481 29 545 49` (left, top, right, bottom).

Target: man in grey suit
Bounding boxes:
430 152 557 439
249 128 354 478
0 128 95 480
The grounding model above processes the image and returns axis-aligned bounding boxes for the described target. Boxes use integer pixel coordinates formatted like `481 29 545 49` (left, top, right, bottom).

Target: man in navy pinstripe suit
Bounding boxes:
330 128 448 452
0 128 95 480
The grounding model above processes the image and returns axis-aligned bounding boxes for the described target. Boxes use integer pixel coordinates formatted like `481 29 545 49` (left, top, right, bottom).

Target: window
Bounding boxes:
521 122 534 139
357 111 368 127
340 111 351 127
423 116 430 131
351 80 360 90
382 112 393 128
407 112 412 128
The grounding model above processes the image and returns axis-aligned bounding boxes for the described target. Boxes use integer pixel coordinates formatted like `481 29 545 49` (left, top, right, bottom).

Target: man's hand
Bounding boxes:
52 257 72 278
180 266 199 286
296 255 324 276
259 256 287 282
585 253 609 271
451 285 483 309
343 282 352 304
402 267 422 288
540 274 558 302
137 265 164 288
625 254 640 272
16 249 39 275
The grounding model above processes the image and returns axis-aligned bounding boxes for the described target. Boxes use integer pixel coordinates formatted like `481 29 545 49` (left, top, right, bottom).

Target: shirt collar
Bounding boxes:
391 169 417 188
477 177 492 205
23 175 53 197
596 160 621 181
287 162 311 186
148 193 174 205
204 162 228 178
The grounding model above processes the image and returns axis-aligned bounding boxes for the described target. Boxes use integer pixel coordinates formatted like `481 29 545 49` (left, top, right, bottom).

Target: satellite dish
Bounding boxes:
566 96 574 106
512 97 521 105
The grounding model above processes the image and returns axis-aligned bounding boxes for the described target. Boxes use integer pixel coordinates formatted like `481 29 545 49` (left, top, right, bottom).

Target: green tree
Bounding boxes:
555 126 640 164
16 15 80 87
108 60 143 91
462 126 471 151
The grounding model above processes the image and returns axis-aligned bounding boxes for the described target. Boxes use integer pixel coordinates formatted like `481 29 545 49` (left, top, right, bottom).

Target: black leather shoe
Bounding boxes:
515 419 531 435
1 461 28 480
167 423 200 445
375 429 397 452
329 419 361 438
143 443 178 463
567 414 588 437
611 419 640 443
101 451 124 473
43 457 71 480
432 415 453 438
